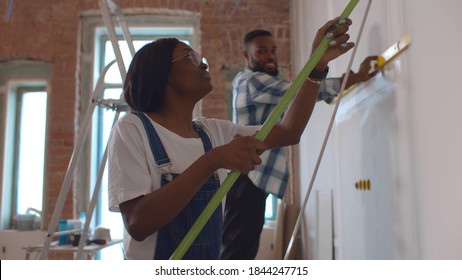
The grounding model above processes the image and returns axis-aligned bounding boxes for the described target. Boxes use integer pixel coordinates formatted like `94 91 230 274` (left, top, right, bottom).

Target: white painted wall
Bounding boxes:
291 0 462 259
291 0 337 260
401 0 462 259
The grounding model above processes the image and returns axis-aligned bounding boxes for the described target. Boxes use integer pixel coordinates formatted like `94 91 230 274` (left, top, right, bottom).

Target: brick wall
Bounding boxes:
0 0 290 232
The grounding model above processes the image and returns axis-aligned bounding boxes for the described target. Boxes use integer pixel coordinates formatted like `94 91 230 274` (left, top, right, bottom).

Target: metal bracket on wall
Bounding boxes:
355 179 371 191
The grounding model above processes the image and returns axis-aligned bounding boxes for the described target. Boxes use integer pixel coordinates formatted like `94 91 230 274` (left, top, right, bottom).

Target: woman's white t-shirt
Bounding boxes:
108 113 259 259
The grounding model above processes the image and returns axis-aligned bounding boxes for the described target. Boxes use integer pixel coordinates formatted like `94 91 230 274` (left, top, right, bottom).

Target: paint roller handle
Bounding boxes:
170 0 361 260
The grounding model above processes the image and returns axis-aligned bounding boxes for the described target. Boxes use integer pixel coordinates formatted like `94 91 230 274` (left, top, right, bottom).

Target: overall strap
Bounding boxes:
132 111 171 172
192 122 213 152
133 112 215 174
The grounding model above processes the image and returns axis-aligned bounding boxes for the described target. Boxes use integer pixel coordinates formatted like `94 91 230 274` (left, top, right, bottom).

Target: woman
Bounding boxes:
108 17 354 259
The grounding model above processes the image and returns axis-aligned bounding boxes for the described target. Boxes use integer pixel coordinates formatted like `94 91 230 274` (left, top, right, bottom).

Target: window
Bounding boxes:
265 196 280 220
1 83 48 228
13 88 47 215
82 16 198 259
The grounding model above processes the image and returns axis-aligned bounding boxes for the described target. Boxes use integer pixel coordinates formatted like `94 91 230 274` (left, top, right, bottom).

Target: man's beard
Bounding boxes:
249 58 279 76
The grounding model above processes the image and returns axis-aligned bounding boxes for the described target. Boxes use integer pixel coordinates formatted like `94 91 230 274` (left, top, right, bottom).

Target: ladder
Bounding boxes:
39 0 134 259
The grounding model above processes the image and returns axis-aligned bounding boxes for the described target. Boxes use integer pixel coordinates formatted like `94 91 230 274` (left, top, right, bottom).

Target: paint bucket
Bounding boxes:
15 214 37 230
15 208 41 230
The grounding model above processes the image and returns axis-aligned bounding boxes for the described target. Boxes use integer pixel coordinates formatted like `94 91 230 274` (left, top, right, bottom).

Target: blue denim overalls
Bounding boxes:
133 112 222 260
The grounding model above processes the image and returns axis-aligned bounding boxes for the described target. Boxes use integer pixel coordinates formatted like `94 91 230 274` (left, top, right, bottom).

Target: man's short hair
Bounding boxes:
244 29 272 48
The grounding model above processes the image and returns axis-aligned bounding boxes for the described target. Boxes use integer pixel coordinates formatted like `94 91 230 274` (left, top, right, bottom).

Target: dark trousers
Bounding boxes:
220 174 268 260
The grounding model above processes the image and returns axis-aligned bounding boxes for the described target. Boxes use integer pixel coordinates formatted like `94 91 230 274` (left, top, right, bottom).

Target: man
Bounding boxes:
221 29 378 260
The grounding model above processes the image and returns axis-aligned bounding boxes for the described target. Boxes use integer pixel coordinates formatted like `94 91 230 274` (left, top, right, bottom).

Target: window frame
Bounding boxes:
0 69 50 229
10 87 47 220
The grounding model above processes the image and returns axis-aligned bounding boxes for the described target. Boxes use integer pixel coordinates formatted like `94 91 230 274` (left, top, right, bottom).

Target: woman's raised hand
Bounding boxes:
312 17 355 66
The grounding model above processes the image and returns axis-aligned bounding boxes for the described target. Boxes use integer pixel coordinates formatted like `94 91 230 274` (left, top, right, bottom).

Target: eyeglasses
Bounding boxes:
171 51 207 68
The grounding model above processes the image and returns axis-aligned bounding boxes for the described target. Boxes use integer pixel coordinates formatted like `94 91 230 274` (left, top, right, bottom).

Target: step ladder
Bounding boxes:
39 0 134 259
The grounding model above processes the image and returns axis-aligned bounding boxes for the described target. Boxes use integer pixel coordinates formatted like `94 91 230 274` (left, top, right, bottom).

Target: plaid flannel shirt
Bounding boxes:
232 67 340 198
